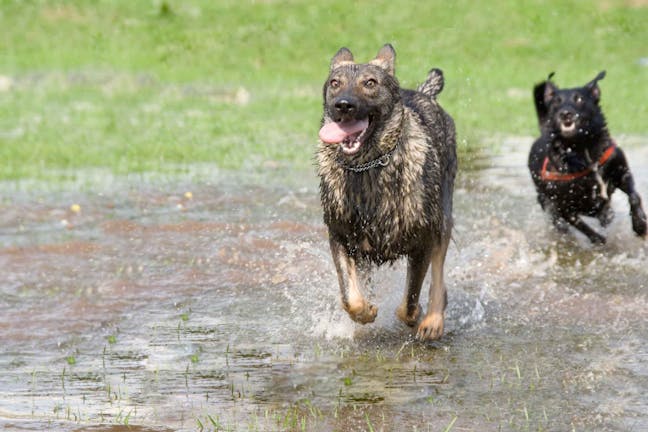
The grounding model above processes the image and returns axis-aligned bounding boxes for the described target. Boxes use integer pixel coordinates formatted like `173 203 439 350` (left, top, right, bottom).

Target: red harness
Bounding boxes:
540 142 616 182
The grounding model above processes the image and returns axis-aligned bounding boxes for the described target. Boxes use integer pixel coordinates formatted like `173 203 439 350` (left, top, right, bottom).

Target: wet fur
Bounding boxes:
528 71 646 244
317 44 456 340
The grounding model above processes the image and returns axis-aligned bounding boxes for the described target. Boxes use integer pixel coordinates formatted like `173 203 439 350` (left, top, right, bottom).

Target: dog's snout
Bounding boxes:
334 98 357 115
559 110 574 122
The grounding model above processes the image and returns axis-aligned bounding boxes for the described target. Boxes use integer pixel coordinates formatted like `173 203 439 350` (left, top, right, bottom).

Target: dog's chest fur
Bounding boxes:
530 134 617 215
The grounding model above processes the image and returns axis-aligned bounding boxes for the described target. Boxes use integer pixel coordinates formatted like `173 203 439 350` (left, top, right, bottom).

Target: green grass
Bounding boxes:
1 0 647 179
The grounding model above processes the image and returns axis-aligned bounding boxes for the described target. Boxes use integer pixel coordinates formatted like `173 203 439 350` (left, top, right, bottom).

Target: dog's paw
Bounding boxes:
345 301 378 324
597 206 615 227
396 303 422 327
416 313 444 341
589 232 607 245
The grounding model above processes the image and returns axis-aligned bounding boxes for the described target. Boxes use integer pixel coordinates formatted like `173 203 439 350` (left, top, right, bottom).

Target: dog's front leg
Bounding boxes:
329 235 377 324
396 247 430 327
566 214 606 244
543 200 570 233
416 238 449 341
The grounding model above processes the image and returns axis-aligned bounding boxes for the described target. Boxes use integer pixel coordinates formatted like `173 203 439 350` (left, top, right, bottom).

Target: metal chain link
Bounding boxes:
337 143 399 173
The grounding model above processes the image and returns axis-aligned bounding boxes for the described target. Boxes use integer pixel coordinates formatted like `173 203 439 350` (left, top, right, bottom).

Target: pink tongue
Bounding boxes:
318 119 369 144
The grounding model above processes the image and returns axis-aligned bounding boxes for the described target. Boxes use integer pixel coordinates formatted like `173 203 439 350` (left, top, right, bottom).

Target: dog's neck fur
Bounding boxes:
547 127 610 171
352 102 405 165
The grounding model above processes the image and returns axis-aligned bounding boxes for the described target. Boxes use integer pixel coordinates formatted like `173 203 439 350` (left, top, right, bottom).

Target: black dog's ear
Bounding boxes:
533 72 556 131
586 70 606 102
543 80 558 105
370 43 396 76
330 47 354 71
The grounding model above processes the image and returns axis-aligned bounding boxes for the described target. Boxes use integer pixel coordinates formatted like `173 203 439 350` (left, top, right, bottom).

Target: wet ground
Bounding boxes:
1 138 647 432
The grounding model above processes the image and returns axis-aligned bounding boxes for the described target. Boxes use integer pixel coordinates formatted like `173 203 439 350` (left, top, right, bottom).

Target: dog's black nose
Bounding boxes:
334 99 356 115
559 110 574 122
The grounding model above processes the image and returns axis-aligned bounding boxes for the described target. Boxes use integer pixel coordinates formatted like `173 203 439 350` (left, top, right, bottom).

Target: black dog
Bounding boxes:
528 71 646 244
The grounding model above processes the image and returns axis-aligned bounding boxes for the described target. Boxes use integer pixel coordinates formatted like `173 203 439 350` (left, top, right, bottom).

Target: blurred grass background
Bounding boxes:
0 0 646 179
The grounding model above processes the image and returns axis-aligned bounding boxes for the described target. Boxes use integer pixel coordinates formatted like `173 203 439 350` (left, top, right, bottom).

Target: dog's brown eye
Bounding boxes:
364 79 377 89
574 94 583 104
330 79 340 88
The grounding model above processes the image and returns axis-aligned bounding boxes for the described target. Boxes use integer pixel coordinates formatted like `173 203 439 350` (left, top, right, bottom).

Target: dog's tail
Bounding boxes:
417 68 444 99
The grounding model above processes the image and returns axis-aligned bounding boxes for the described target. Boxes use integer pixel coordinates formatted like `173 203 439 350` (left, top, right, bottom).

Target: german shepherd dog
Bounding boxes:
317 44 456 340
528 71 646 244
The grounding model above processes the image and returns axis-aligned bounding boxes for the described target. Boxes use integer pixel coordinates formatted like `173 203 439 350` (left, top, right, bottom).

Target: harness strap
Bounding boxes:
540 141 616 182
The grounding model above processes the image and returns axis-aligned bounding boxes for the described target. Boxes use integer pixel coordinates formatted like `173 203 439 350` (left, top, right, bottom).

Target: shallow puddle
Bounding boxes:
1 138 647 431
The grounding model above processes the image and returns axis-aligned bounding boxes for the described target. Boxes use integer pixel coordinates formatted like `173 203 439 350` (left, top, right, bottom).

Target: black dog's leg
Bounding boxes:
596 202 615 227
542 198 570 233
629 192 647 237
619 172 647 237
607 149 647 237
396 246 431 327
550 211 570 233
329 235 377 324
566 213 606 244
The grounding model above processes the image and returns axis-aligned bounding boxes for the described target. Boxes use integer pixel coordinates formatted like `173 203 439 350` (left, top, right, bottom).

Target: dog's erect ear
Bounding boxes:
534 82 550 131
369 44 396 76
533 72 556 132
543 80 558 105
586 70 606 102
330 47 354 71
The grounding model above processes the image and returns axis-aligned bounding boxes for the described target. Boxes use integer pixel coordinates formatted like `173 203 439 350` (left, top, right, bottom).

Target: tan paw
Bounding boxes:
416 312 444 340
345 301 378 324
396 303 422 327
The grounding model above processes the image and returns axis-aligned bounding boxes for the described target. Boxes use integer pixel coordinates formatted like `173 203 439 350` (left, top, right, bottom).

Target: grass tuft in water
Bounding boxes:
443 415 458 432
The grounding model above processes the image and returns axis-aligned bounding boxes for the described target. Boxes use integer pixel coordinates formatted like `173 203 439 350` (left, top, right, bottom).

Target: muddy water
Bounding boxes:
1 139 647 432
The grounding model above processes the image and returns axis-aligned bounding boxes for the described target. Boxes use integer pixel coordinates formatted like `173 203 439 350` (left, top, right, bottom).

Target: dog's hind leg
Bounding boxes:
608 149 646 237
416 236 450 341
629 192 647 237
329 236 377 324
396 247 431 327
619 171 647 237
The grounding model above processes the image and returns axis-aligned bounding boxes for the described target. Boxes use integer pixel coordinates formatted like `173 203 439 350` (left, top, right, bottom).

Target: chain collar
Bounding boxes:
336 142 399 173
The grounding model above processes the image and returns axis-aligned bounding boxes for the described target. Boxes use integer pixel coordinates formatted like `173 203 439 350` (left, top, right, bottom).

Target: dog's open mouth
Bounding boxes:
318 118 370 155
560 120 577 136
